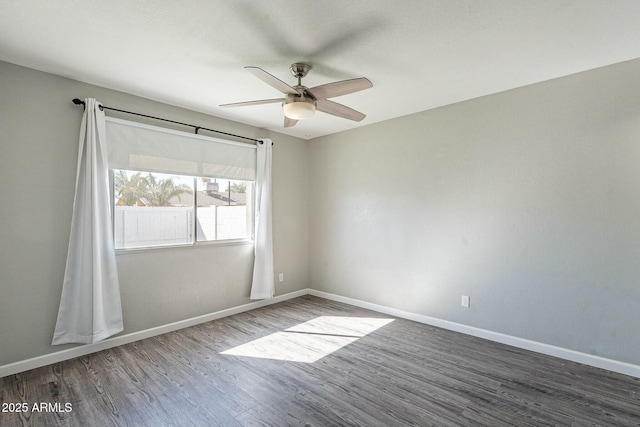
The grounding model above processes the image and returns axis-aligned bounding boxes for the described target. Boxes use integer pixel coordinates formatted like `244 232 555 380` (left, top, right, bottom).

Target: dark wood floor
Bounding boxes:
1 295 639 426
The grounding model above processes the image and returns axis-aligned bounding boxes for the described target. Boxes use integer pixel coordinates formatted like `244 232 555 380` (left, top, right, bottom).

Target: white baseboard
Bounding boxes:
308 289 640 379
3 287 639 380
0 289 308 379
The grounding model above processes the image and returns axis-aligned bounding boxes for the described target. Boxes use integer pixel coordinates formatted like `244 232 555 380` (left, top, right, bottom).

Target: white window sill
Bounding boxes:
115 238 254 256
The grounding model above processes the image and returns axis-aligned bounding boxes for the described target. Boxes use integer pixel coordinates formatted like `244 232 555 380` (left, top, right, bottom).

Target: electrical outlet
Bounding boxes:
278 273 284 283
461 295 470 308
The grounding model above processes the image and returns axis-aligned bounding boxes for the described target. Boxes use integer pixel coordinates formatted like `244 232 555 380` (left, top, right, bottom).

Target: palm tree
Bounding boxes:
145 174 193 206
114 170 149 206
231 182 247 193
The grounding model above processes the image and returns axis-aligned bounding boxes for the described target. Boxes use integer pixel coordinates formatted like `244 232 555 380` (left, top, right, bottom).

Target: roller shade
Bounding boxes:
105 117 257 180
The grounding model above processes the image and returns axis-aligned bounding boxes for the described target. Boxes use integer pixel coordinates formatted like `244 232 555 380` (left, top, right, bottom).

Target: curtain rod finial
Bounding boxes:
72 98 85 106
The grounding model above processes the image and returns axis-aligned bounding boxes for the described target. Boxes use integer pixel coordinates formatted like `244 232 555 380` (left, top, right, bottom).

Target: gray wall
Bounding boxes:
0 61 308 366
308 59 640 365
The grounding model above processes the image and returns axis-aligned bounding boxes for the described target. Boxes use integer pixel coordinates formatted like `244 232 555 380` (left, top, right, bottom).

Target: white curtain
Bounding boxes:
250 139 274 299
52 98 123 345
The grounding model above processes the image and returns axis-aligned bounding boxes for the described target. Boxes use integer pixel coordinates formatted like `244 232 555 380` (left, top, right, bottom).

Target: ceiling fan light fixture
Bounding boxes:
283 100 316 120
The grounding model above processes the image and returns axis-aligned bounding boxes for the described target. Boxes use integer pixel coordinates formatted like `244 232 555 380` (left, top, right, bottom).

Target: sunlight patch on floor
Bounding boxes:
220 316 394 363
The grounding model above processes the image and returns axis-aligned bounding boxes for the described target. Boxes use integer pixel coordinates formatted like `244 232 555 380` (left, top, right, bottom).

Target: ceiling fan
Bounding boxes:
220 63 373 127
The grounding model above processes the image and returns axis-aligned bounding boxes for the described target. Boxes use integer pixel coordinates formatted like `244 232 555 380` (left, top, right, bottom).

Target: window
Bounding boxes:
105 117 258 250
113 170 253 249
195 177 253 242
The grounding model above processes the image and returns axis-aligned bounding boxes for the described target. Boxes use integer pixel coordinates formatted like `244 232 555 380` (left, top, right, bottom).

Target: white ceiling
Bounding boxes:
1 1 640 140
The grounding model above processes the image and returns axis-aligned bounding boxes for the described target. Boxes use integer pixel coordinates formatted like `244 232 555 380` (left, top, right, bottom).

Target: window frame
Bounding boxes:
110 169 255 252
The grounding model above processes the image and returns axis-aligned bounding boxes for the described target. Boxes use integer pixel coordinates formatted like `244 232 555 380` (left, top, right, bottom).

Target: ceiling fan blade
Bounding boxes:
245 66 300 95
220 98 284 108
308 78 372 100
316 99 366 122
284 116 298 128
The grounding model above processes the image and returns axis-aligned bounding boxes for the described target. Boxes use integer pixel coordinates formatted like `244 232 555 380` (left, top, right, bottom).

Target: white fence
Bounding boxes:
115 205 248 248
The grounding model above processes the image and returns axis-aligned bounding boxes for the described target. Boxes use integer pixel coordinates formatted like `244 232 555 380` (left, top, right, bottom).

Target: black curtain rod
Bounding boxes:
72 98 261 143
